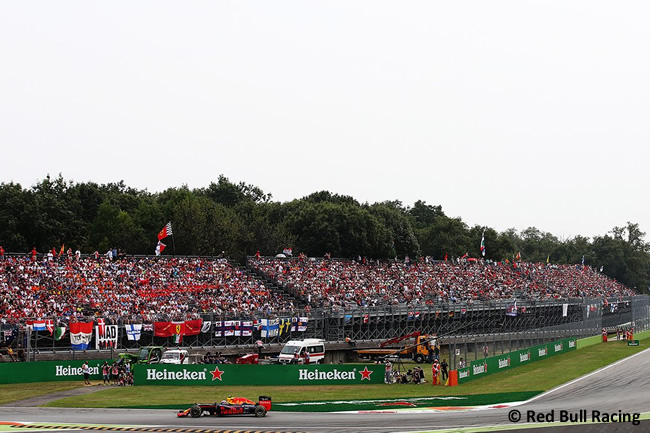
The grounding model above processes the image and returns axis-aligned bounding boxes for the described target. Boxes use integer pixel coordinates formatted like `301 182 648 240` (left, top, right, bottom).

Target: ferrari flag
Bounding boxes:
155 320 202 343
158 222 173 240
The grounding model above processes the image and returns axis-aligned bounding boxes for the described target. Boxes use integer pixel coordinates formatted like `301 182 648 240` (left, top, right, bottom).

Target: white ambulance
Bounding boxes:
278 338 326 364
159 349 189 364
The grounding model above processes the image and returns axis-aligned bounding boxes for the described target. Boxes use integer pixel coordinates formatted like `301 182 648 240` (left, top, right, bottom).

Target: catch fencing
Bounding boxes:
5 295 646 361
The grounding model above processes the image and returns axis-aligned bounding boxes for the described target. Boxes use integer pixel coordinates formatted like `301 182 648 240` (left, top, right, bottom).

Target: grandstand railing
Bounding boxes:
5 295 646 356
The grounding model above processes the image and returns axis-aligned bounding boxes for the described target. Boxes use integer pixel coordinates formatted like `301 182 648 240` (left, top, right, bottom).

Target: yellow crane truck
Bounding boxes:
355 332 438 363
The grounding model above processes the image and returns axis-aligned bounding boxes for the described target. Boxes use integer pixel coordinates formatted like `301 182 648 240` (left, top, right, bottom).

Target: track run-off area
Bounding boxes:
1 348 649 433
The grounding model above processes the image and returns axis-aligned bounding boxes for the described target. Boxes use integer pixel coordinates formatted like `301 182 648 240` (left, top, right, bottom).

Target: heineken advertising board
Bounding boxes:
133 364 383 386
0 359 112 384
457 337 577 385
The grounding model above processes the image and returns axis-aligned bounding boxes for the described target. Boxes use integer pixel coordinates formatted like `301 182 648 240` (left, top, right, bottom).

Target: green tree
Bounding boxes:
369 201 419 258
0 182 30 251
420 216 471 259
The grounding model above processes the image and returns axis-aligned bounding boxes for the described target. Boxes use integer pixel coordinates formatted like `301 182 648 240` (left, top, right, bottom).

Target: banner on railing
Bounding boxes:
95 325 118 349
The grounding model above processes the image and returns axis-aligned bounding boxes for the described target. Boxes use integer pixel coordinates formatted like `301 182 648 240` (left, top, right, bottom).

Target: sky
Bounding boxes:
1 1 649 241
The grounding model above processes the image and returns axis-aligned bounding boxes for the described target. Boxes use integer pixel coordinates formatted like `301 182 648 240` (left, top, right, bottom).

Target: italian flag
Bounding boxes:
480 231 486 257
172 321 185 344
54 326 67 341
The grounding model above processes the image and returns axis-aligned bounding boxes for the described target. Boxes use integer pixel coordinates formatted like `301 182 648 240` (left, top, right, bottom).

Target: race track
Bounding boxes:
2 348 649 433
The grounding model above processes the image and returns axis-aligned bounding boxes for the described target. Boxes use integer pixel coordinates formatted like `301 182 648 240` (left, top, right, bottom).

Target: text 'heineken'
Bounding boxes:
298 369 356 380
146 369 207 381
56 365 99 376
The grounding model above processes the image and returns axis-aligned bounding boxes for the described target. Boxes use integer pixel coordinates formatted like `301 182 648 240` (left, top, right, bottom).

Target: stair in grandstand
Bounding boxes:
238 266 307 308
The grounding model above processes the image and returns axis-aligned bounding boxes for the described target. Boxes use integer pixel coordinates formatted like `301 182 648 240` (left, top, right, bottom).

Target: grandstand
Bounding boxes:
0 253 643 356
246 256 635 308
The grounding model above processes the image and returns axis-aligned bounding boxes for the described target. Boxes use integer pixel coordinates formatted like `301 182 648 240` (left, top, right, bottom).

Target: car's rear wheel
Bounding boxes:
254 405 267 417
189 405 202 418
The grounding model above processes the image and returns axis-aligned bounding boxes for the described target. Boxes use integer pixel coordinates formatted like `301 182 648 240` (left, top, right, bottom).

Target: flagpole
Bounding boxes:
172 234 176 256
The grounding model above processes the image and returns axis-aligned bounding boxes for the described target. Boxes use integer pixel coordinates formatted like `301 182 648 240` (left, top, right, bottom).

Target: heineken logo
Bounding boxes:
472 363 487 375
554 343 563 352
55 365 100 376
146 368 207 381
298 368 362 381
498 357 510 369
538 347 547 356
520 352 530 362
458 369 469 379
568 340 576 348
210 366 224 381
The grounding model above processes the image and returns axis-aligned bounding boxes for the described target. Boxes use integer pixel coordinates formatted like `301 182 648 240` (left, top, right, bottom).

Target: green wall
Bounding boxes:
132 363 383 386
0 359 113 384
456 337 577 385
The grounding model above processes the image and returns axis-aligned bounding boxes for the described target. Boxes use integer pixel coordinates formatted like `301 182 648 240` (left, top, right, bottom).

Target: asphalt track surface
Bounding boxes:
1 348 649 433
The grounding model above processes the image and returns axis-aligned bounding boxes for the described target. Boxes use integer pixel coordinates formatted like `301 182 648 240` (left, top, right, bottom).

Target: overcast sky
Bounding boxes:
1 1 649 241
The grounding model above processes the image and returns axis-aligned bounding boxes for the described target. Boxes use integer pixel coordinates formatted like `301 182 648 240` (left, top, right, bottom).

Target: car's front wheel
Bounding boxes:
254 405 267 417
189 405 202 418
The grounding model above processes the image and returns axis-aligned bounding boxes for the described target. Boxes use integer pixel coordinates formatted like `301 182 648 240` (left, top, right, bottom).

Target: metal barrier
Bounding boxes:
6 295 646 361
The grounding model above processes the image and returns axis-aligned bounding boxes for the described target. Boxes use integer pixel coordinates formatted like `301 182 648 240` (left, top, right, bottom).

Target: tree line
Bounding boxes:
0 174 648 292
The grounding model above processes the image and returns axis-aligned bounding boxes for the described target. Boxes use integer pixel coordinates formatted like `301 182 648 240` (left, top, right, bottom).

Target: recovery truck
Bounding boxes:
355 332 438 363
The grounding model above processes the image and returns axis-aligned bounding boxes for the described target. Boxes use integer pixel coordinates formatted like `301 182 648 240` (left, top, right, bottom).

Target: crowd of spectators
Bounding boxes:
200 351 230 364
0 250 636 323
0 254 293 322
247 256 635 309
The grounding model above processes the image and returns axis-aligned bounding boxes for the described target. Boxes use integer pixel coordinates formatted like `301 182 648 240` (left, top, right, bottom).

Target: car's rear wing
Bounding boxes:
258 396 272 411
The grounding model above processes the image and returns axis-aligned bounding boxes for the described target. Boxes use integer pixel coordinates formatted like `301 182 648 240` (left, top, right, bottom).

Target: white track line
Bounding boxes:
514 346 650 406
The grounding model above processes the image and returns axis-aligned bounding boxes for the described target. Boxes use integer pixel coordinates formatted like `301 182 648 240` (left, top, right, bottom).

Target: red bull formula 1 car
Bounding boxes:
177 396 271 418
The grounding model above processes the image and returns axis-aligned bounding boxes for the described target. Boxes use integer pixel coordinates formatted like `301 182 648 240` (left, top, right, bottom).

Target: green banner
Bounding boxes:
0 359 114 384
133 363 383 386
456 337 576 385
457 366 471 383
627 340 640 346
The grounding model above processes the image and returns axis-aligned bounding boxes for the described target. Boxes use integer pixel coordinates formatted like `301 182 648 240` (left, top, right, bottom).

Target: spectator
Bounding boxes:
102 361 110 386
111 362 119 385
431 360 440 385
412 366 421 384
440 359 449 382
82 361 91 386
384 359 393 384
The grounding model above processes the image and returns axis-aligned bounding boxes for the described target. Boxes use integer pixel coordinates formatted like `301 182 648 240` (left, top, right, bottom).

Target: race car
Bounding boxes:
177 396 271 418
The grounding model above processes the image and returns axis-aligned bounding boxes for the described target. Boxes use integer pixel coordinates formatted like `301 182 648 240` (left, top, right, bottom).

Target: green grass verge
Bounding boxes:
39 337 646 411
0 382 83 405
118 391 541 412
